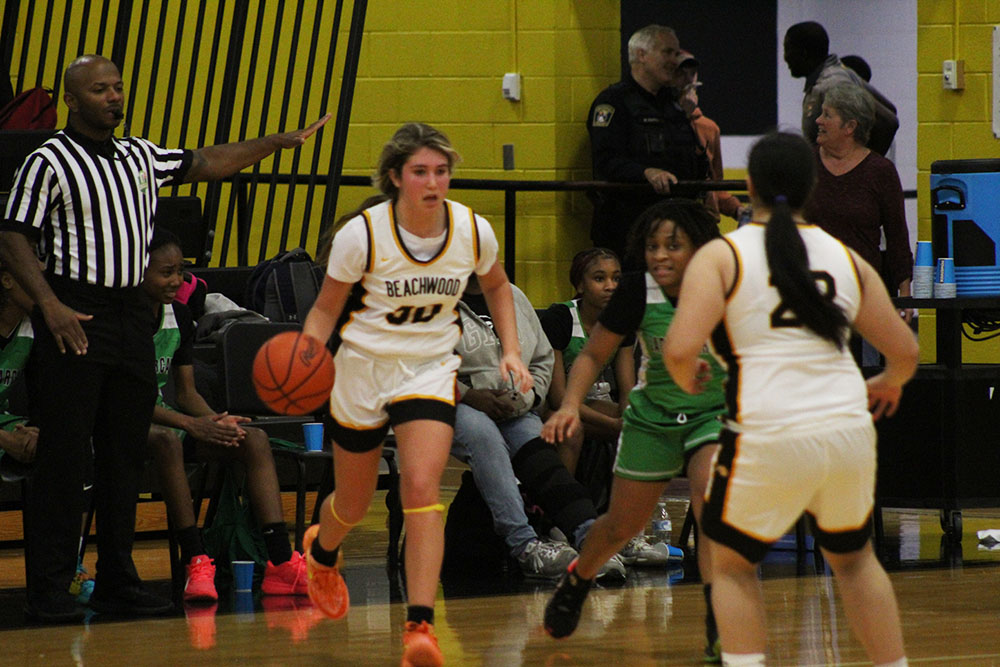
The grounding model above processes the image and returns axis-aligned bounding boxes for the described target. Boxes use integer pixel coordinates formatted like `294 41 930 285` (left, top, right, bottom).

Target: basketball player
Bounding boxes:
664 132 916 667
301 123 532 667
541 199 723 661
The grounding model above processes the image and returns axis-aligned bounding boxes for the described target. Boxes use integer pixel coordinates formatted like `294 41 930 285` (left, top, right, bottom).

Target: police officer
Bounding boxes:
588 24 709 266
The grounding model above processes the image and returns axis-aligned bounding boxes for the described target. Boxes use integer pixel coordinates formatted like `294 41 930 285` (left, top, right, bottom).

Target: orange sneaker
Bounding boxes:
262 551 309 596
401 621 444 667
303 524 349 619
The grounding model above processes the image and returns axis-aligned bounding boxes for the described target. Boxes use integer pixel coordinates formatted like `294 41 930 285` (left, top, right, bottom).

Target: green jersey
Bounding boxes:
540 298 634 402
599 272 725 430
0 317 33 414
152 302 195 407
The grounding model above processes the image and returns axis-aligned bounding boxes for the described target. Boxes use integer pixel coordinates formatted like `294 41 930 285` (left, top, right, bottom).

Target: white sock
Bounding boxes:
875 659 908 667
722 652 766 666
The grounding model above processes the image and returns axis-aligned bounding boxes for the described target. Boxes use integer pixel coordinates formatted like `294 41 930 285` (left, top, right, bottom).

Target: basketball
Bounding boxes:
253 331 335 415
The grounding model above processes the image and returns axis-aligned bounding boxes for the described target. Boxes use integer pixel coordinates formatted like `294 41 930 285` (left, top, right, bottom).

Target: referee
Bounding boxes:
0 54 328 622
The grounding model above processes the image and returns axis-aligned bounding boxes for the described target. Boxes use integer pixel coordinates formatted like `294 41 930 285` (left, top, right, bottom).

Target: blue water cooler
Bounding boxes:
930 158 1000 295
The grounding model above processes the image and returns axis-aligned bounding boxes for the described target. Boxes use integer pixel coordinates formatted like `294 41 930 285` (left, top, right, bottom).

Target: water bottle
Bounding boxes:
650 501 672 544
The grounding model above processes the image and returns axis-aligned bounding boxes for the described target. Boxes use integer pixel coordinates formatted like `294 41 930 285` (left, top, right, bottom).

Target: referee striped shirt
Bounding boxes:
1 126 191 288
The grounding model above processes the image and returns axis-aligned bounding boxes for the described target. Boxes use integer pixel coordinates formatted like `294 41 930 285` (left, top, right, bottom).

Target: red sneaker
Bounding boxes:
183 555 218 602
262 551 309 596
401 621 443 667
303 524 349 619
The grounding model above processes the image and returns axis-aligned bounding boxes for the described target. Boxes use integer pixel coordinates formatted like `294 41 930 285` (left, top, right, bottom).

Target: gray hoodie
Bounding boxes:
455 284 553 418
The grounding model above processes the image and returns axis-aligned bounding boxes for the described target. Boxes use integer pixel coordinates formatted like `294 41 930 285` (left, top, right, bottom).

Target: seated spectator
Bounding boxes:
453 274 676 579
142 228 308 602
0 254 95 605
539 248 635 475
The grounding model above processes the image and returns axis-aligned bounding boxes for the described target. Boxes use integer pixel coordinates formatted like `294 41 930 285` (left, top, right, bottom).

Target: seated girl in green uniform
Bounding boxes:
0 254 94 603
541 199 725 662
539 247 635 476
143 228 307 603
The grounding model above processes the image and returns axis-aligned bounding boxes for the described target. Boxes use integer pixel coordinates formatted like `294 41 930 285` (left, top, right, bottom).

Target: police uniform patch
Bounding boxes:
592 104 615 127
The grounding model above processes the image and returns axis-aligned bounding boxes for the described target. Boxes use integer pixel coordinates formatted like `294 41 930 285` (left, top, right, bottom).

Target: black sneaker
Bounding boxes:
89 583 174 616
543 559 592 639
24 590 86 623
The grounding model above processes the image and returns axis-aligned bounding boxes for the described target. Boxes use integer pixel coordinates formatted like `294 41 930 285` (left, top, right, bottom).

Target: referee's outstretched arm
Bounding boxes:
184 113 331 182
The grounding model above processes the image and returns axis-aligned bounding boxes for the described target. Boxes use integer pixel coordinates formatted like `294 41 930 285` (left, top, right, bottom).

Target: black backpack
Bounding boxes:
442 470 510 577
244 248 322 322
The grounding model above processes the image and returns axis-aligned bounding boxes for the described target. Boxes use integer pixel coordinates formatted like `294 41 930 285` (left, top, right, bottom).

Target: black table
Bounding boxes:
874 297 1000 540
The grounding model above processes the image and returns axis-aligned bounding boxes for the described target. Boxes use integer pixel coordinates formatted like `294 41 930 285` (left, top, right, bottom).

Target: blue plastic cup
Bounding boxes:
233 560 254 592
915 241 933 267
937 257 955 284
303 422 324 452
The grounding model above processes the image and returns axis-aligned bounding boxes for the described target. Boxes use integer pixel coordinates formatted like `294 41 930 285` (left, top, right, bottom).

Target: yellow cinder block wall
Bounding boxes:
918 0 1000 362
341 0 621 305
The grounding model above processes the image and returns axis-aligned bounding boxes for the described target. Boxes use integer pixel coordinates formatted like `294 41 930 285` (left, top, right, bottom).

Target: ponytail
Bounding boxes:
751 133 849 348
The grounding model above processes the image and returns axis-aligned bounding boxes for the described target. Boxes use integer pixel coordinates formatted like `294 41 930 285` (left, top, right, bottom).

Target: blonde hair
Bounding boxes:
373 123 461 199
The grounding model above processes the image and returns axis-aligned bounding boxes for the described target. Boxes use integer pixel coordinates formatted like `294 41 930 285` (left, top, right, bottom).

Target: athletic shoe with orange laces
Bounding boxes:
183 555 218 602
401 621 443 667
303 524 349 619
262 551 309 595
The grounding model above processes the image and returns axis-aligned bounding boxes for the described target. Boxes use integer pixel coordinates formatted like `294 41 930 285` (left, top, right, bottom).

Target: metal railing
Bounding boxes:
228 174 749 280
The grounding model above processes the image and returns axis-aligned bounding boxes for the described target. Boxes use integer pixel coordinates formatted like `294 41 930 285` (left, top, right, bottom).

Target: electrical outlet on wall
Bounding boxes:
943 59 965 90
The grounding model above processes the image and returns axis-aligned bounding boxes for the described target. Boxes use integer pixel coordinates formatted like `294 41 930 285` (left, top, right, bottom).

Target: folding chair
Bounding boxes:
153 196 213 267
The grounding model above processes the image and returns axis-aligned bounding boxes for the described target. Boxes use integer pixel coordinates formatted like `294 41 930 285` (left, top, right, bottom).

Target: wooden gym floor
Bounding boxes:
0 469 997 665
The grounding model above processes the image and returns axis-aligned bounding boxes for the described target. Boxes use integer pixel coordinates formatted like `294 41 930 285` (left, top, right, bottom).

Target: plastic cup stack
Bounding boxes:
912 241 934 298
934 257 956 298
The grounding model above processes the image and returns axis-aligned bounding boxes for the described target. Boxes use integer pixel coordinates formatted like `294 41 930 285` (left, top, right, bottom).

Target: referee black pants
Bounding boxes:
25 278 157 603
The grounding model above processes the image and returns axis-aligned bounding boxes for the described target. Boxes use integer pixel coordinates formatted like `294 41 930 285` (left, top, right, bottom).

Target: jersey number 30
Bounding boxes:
769 271 836 329
386 303 443 325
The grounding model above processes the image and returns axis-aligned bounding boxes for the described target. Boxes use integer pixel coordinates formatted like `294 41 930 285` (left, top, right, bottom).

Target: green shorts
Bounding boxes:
613 408 725 481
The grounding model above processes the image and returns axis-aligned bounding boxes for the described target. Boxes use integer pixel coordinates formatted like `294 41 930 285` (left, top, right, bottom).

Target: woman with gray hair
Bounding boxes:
805 82 913 364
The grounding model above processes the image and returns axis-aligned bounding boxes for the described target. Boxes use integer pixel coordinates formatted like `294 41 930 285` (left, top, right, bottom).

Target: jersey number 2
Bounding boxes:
386 303 443 325
769 271 836 328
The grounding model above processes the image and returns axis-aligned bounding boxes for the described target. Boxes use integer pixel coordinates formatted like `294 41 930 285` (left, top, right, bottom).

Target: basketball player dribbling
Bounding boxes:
301 123 532 667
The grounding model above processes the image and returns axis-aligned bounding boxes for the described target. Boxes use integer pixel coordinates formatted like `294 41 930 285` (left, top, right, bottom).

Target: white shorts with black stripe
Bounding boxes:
701 415 876 563
331 343 460 429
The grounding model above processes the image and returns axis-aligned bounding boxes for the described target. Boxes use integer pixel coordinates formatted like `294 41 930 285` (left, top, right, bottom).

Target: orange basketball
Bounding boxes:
253 331 335 415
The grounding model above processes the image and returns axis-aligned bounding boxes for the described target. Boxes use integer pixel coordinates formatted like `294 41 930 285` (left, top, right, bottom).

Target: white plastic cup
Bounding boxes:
933 282 957 299
303 423 324 452
912 265 934 298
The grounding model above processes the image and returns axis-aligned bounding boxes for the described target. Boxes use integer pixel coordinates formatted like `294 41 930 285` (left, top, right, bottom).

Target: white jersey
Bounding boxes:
327 199 497 359
710 223 869 434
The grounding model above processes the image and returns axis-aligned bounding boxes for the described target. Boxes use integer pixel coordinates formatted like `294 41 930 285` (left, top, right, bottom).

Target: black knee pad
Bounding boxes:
511 438 597 535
